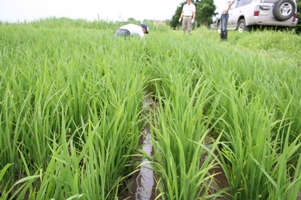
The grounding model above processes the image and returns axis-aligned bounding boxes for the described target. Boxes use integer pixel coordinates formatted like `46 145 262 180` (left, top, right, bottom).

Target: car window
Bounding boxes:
236 0 244 8
262 0 278 2
243 0 253 6
230 0 237 9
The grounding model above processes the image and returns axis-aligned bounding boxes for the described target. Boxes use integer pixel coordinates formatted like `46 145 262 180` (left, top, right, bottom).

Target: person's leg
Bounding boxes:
187 17 192 34
114 29 130 37
220 14 226 40
220 14 226 32
220 13 229 40
182 17 188 34
224 13 229 40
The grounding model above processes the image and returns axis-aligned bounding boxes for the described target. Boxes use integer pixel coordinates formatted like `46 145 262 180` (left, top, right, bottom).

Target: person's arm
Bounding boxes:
223 0 233 13
191 5 196 23
179 10 184 21
226 0 233 12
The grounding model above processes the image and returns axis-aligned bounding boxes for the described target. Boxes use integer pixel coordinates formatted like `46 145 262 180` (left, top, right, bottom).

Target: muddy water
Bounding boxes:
133 95 157 200
135 129 155 200
133 96 230 200
118 95 158 200
198 141 231 200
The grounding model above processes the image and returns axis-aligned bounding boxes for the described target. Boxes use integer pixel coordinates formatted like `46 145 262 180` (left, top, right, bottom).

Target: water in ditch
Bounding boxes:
134 129 155 200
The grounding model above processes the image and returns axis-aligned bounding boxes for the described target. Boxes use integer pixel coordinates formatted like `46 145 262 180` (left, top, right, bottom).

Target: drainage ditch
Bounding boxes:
121 94 231 200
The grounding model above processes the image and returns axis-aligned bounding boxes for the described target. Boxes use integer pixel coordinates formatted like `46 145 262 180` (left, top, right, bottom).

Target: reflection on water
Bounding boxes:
135 130 154 200
133 95 156 200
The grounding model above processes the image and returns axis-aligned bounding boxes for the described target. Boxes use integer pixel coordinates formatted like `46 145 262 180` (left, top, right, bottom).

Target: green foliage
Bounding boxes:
127 17 141 24
196 0 216 27
170 1 186 29
0 24 145 199
170 0 216 29
0 19 301 199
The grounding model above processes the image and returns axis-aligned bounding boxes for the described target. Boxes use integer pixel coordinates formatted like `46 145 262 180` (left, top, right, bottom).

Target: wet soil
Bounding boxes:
200 142 231 199
119 123 159 200
119 95 159 200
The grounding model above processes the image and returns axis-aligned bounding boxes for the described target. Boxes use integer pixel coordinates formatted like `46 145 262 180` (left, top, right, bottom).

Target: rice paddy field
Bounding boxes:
0 19 301 200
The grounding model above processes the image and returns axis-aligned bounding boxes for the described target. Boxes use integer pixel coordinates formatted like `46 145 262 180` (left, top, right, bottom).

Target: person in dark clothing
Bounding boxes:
220 0 234 41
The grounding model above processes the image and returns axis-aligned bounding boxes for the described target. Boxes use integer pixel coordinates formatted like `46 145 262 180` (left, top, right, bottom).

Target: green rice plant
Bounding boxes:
250 133 301 200
269 74 301 141
213 78 271 199
213 73 301 199
0 163 14 199
0 24 148 199
234 29 301 67
148 75 229 199
130 26 301 199
1 20 301 199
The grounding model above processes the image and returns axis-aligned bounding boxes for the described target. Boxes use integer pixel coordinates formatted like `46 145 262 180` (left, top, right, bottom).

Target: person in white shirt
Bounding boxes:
179 0 196 34
114 24 149 38
219 0 234 41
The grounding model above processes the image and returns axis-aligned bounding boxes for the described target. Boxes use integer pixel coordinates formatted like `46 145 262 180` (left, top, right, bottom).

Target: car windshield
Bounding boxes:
262 0 280 3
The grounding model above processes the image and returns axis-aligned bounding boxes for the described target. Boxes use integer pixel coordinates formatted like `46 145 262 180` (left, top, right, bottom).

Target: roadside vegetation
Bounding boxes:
0 19 300 199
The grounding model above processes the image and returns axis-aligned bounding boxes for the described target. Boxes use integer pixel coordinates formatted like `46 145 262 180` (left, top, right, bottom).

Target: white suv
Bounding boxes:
217 0 298 32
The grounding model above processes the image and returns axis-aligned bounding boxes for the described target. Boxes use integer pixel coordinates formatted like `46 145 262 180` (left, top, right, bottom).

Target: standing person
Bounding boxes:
219 0 234 41
114 24 149 38
179 0 196 35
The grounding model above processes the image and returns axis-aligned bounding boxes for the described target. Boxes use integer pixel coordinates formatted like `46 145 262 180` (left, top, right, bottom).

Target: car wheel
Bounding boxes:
273 0 295 21
237 19 246 33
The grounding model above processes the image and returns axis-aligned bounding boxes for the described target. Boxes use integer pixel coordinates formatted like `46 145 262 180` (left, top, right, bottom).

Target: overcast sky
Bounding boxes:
0 0 187 23
0 0 223 23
